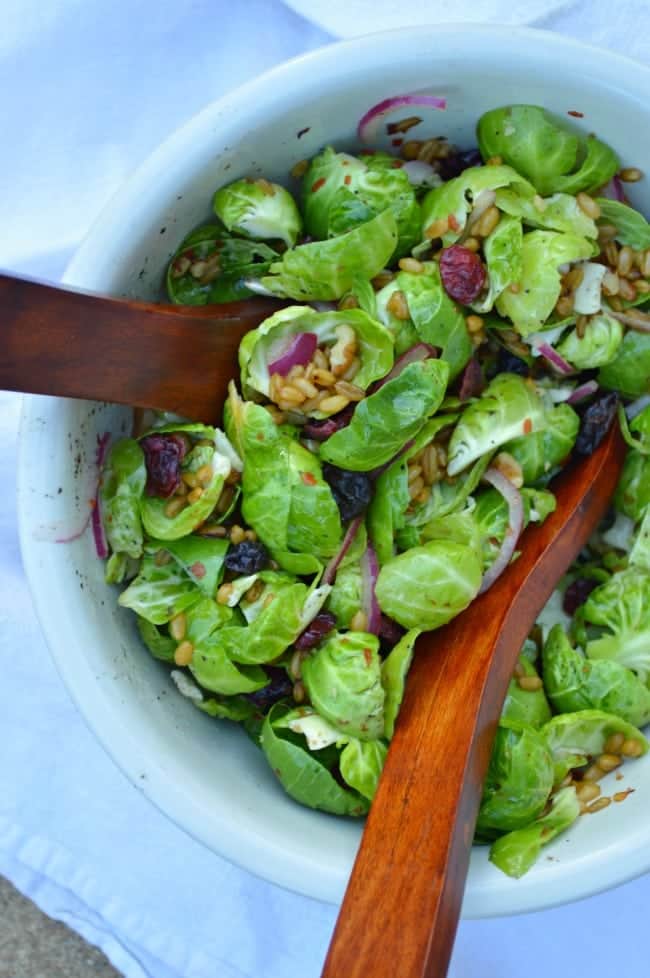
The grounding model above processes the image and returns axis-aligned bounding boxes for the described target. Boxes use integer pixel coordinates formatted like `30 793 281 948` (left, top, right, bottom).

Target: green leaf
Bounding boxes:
495 189 598 238
302 146 420 259
213 177 302 247
495 230 595 335
542 708 649 784
420 163 534 246
319 359 449 471
136 617 176 662
381 629 419 739
478 720 554 835
375 538 482 631
542 623 650 727
501 655 551 729
556 312 623 370
166 224 279 304
100 438 146 558
599 330 650 399
301 631 385 741
472 214 524 313
339 739 387 801
149 535 229 597
118 554 202 624
488 786 580 879
238 304 394 406
614 449 650 521
446 373 546 476
583 568 650 680
596 198 650 250
477 105 617 196
261 704 368 816
260 210 399 301
504 401 579 484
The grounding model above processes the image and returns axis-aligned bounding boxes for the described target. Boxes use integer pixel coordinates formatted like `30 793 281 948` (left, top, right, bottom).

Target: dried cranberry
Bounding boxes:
439 246 486 305
458 357 485 401
303 404 356 442
378 614 405 651
141 434 187 498
322 464 373 521
295 611 337 651
438 148 482 181
563 578 599 616
224 540 269 575
496 348 530 378
243 667 293 712
574 392 619 455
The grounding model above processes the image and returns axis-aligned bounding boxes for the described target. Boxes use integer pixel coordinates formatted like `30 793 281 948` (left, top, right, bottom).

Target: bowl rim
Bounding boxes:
17 22 650 916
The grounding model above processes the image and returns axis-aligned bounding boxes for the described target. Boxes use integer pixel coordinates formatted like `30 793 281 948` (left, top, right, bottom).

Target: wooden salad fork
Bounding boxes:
0 272 283 422
321 421 625 978
0 271 626 978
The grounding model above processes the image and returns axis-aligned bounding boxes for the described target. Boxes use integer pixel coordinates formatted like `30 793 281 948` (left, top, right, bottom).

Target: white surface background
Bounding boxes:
2 2 650 976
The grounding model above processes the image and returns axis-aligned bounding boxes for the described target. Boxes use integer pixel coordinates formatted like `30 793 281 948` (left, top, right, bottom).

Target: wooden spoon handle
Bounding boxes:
0 273 281 421
322 422 625 978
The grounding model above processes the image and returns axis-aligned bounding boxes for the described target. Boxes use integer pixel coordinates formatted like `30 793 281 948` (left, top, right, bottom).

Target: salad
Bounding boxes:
98 102 650 879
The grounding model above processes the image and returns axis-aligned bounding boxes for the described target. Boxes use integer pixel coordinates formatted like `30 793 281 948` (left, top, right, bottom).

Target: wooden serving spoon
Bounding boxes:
0 271 626 977
0 272 284 422
321 420 625 978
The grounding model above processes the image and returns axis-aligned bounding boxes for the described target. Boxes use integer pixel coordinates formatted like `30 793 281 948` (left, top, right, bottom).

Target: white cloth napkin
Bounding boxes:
3 2 650 977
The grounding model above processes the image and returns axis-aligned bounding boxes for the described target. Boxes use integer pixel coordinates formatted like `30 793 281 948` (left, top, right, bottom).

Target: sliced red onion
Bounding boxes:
357 94 446 143
458 357 484 401
626 394 650 420
360 543 382 635
566 380 599 405
601 176 626 202
608 308 650 333
55 431 111 551
322 515 363 586
402 160 437 187
91 497 108 559
536 342 575 376
478 467 524 595
375 343 438 390
268 332 318 376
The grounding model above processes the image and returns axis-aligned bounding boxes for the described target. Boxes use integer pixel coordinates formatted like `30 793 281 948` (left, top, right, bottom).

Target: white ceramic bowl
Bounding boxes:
17 24 650 915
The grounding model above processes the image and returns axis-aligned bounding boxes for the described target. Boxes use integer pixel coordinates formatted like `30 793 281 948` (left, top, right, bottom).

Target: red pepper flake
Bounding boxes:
448 213 460 232
391 137 404 147
344 174 352 186
523 417 533 435
363 647 373 666
297 126 311 139
89 498 96 509
567 110 584 118
311 177 326 193
301 471 317 486
190 561 206 579
391 159 403 168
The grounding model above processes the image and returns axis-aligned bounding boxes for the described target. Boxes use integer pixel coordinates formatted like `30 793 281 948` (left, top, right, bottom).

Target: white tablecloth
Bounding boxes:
3 3 650 976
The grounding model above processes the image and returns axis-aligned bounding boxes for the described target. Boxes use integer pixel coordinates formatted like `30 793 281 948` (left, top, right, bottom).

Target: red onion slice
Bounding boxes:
268 332 318 376
626 394 650 420
600 176 626 202
458 356 485 401
478 467 524 595
322 515 363 586
566 380 599 405
360 543 382 635
56 431 111 553
536 342 575 375
358 94 446 143
374 343 438 391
